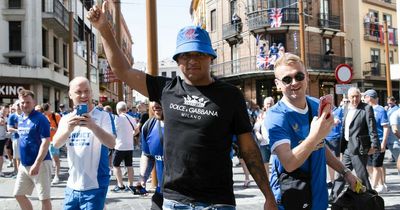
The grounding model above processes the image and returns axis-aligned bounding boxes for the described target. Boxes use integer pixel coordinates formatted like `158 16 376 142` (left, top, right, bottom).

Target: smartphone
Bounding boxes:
76 104 88 116
318 94 333 119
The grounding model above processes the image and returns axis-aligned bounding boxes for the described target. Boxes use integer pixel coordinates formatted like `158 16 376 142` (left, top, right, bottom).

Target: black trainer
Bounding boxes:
111 185 126 192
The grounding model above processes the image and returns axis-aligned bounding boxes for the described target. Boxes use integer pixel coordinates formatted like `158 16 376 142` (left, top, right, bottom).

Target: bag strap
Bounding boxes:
124 114 135 130
141 117 158 141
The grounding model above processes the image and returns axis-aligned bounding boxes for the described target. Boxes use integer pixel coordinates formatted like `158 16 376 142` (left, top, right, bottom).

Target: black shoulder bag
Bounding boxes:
277 101 313 210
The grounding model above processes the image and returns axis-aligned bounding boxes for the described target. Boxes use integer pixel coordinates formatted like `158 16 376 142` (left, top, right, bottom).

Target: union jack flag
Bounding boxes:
269 8 283 28
256 55 269 70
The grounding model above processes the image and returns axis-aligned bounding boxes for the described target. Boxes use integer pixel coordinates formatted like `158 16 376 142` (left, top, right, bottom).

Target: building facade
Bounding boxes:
97 0 134 107
0 0 99 111
193 0 354 107
344 0 398 104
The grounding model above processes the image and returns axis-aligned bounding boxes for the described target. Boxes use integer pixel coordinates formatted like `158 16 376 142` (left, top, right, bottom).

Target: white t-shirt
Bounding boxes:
58 108 113 191
114 113 136 151
345 108 357 141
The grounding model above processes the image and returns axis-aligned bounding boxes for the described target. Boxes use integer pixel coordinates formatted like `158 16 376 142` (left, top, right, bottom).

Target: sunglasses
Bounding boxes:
278 72 306 85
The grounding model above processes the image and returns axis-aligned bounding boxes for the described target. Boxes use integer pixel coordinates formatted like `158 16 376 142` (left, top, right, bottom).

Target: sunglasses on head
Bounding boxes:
278 72 305 85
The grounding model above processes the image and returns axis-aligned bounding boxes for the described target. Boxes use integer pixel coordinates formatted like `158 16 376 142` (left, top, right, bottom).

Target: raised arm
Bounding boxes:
87 1 148 96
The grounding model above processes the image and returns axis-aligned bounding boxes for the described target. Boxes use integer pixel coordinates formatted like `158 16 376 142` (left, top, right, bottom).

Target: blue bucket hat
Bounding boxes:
172 26 217 61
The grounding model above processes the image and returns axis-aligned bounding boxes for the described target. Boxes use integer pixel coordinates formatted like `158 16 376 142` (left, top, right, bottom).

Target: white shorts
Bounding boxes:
12 139 20 159
13 160 52 200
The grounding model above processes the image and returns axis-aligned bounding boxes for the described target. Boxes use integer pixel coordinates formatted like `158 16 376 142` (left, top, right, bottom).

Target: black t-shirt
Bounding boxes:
147 75 252 205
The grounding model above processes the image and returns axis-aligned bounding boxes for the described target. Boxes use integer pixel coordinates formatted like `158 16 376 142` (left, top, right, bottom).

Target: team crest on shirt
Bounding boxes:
292 123 299 132
183 95 208 108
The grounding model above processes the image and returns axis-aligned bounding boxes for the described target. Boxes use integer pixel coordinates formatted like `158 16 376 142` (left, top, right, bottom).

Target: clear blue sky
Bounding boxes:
121 0 192 63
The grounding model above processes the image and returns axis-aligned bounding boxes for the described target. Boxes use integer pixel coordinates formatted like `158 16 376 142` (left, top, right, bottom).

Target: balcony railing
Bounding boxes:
363 62 386 77
318 13 341 30
42 0 69 28
211 56 260 77
247 8 303 31
222 22 243 40
364 23 398 45
211 53 353 78
307 53 353 72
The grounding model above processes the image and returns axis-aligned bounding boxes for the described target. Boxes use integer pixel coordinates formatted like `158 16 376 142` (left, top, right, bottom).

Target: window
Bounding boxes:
389 51 394 64
161 72 167 77
63 44 67 68
9 0 22 8
370 48 380 75
323 38 332 52
53 37 59 63
171 71 177 78
9 57 22 65
230 0 237 19
383 14 392 27
9 21 21 51
42 28 48 57
210 9 216 32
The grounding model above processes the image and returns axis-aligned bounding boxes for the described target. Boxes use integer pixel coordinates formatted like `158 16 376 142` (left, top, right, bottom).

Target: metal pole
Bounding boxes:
146 0 158 189
146 0 159 76
86 32 91 79
298 0 306 64
384 20 392 96
115 0 123 101
68 6 74 108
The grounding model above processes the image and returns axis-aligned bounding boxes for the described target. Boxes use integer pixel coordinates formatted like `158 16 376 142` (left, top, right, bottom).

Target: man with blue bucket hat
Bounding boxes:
87 2 277 210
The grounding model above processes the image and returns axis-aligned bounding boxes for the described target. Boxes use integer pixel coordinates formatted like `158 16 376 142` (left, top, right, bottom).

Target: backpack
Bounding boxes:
141 117 158 140
330 177 384 210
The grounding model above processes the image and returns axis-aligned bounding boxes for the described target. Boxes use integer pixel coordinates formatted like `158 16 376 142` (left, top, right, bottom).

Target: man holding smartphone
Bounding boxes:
265 53 359 210
53 76 116 210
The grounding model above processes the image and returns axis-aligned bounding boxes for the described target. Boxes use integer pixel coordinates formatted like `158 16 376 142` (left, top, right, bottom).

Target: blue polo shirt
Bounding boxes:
325 106 344 141
18 110 51 166
141 119 164 194
265 96 328 210
373 105 389 142
7 112 20 140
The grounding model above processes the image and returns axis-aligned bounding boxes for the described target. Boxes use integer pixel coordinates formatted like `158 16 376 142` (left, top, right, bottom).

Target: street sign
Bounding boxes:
335 64 353 84
335 84 357 95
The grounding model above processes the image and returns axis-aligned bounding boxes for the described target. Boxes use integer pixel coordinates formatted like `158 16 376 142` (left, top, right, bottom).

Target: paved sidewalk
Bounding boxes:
0 150 399 210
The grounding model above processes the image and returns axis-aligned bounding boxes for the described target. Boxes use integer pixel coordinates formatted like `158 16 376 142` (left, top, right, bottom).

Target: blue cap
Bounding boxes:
172 26 217 61
364 89 378 99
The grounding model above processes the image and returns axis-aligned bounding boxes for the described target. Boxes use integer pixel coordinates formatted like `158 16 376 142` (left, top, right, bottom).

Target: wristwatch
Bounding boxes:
341 167 351 176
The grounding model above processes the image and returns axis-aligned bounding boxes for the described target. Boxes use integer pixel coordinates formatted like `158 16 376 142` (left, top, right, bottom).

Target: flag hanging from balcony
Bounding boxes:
256 55 269 70
269 8 283 28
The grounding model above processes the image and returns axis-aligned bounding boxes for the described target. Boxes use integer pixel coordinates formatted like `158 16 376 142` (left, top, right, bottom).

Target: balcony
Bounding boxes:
364 23 397 45
363 62 386 78
318 13 341 31
362 0 396 10
247 8 303 33
211 53 353 78
307 53 353 72
222 22 243 45
42 0 70 40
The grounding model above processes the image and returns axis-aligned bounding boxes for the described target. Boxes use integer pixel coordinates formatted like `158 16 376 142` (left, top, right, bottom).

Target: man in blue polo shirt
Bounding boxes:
265 53 358 210
137 101 164 210
13 89 52 210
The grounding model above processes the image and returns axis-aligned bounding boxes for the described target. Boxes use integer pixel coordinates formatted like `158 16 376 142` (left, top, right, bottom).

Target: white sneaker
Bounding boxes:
51 176 60 184
375 184 387 193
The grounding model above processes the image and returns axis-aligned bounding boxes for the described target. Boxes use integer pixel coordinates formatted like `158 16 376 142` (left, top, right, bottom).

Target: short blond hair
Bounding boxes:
274 53 305 76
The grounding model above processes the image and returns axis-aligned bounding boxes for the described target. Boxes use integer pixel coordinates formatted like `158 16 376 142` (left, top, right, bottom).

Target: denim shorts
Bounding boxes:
163 199 235 210
63 187 108 210
49 143 60 157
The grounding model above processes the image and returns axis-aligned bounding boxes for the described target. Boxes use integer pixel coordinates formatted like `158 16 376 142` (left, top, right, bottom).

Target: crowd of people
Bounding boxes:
1 2 399 210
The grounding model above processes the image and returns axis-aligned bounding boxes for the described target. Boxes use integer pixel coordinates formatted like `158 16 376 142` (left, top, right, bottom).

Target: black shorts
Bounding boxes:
367 151 386 167
112 150 133 167
151 191 163 210
0 140 6 156
325 138 340 157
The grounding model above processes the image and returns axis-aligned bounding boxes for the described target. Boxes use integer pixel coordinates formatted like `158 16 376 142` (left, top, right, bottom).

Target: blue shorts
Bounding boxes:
49 143 60 157
259 144 271 163
63 187 108 210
